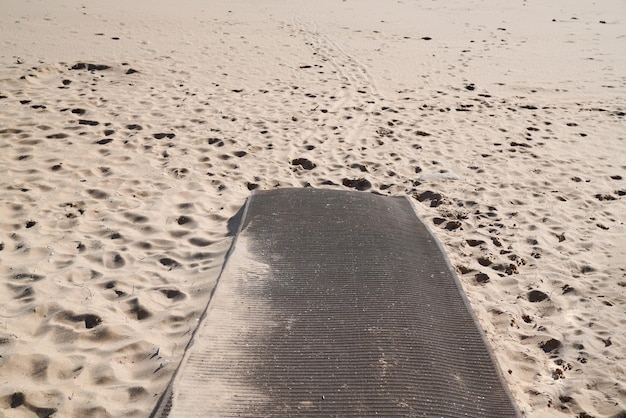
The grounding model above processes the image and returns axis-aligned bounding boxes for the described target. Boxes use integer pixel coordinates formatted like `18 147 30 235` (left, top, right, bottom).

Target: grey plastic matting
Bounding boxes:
151 188 519 417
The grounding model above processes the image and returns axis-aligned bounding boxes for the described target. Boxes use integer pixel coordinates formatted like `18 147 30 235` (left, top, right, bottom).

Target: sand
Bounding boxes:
0 0 624 416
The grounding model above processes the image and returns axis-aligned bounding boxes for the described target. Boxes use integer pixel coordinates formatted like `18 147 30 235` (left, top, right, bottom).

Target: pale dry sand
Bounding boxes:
0 0 624 417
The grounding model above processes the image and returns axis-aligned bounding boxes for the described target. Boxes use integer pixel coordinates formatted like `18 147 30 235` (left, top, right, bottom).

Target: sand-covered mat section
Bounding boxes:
0 0 624 417
154 188 519 417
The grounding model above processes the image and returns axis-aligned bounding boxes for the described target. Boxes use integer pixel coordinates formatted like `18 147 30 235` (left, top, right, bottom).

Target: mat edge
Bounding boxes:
149 194 254 418
403 194 523 418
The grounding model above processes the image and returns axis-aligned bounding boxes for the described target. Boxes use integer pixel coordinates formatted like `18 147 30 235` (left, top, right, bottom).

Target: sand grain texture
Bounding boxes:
0 0 624 417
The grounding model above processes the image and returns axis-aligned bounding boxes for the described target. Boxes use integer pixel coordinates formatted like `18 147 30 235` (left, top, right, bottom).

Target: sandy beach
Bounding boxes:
0 0 624 416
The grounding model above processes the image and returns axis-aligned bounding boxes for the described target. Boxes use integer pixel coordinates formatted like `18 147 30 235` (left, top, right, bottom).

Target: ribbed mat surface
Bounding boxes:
152 188 519 417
